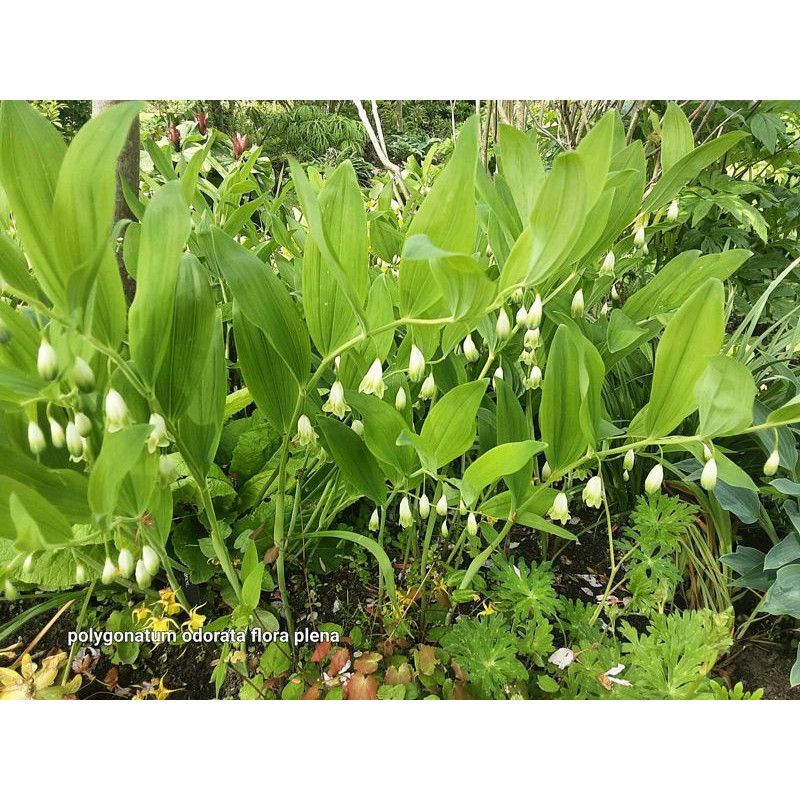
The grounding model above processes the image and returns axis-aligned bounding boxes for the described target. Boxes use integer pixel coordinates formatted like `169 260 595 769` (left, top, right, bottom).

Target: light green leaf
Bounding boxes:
695 355 755 437
461 441 546 506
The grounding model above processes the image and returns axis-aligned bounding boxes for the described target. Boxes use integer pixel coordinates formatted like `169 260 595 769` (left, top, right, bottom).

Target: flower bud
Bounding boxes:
72 357 95 392
419 493 431 519
764 450 780 476
667 200 679 223
48 418 65 449
101 557 116 585
582 475 604 509
358 359 386 399
600 302 610 317
74 412 92 437
395 387 407 411
323 380 349 419
135 559 151 589
104 389 129 432
142 545 160 576
623 449 635 471
495 309 511 340
524 328 540 350
521 350 535 366
146 413 170 453
541 461 552 481
611 284 620 301
644 463 664 494
420 373 436 400
467 512 478 536
547 492 570 525
441 519 449 537
350 419 364 436
570 288 585 318
623 469 630 482
399 497 413 528
436 494 448 516
492 367 504 389
526 365 542 390
527 295 543 329
159 454 177 482
701 458 717 491
22 553 34 574
408 345 426 382
634 224 646 248
459 498 467 515
28 421 46 455
463 334 479 362
369 508 380 532
516 305 528 326
599 251 615 277
118 548 135 579
3 579 17 601
75 563 87 584
512 288 524 304
296 414 318 447
37 339 58 381
66 421 83 460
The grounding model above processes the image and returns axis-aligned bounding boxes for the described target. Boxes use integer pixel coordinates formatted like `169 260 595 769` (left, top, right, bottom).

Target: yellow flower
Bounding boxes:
183 607 206 631
147 676 180 701
477 601 496 617
158 589 182 616
148 616 178 636
0 653 81 700
132 606 151 624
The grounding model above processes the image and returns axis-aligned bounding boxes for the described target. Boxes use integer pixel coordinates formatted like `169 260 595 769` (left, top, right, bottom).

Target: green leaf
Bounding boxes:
88 425 151 529
500 151 587 293
419 380 488 469
155 254 217 421
0 478 74 550
205 225 310 382
762 564 800 618
660 102 694 174
241 562 265 612
497 124 544 220
645 279 724 437
0 101 66 304
540 325 604 473
399 116 479 317
128 181 192 383
495 378 533 504
643 131 748 214
695 355 755 437
461 441 546 506
317 416 387 505
347 393 416 477
767 395 800 426
304 530 397 606
303 160 368 355
233 302 299 434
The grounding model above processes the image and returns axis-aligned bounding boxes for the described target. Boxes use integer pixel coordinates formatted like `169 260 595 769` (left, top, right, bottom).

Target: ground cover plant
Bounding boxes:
1 99 799 700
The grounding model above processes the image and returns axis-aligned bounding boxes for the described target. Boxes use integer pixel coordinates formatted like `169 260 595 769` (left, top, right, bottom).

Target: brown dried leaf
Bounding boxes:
327 647 351 676
353 652 382 675
346 673 378 700
311 641 332 663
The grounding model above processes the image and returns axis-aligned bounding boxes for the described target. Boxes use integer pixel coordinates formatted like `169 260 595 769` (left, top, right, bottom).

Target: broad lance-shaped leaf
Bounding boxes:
642 130 748 214
88 424 151 530
540 324 604 473
500 151 587 294
303 160 368 355
0 477 73 550
52 102 144 310
129 180 192 383
403 234 496 321
497 124 544 221
495 378 534 504
399 116 479 318
0 100 66 304
461 441 546 506
204 225 310 383
644 278 724 437
767 395 800 426
420 379 488 469
176 311 226 481
317 416 387 505
695 355 755 437
347 392 416 477
233 303 299 434
660 102 695 174
155 254 216 421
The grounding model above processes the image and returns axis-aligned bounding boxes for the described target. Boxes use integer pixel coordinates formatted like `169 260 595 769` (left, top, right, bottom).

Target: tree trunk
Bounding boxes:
92 100 139 301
